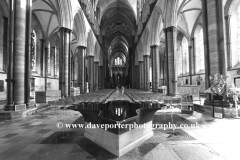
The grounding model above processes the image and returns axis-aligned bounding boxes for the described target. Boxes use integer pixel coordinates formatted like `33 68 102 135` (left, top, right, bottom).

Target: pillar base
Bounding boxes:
204 99 230 108
4 104 15 111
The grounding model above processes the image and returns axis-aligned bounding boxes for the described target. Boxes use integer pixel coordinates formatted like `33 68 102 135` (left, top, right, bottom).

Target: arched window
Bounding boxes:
182 37 189 74
178 36 189 76
115 57 122 66
229 3 240 68
178 46 183 76
194 26 205 73
53 46 57 77
199 28 204 71
31 30 37 71
237 6 240 63
47 42 51 75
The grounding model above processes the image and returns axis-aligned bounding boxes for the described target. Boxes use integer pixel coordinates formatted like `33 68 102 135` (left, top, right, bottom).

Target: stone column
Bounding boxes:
64 28 71 97
143 55 150 91
77 46 86 94
45 46 48 91
189 46 193 85
24 0 32 107
164 26 178 96
52 47 56 77
151 45 160 92
40 39 45 77
202 0 228 104
98 66 101 89
94 62 99 91
139 61 144 90
68 30 72 96
88 55 94 92
225 15 232 69
84 48 87 92
191 38 196 75
5 0 14 110
159 49 164 86
59 28 65 97
13 0 27 106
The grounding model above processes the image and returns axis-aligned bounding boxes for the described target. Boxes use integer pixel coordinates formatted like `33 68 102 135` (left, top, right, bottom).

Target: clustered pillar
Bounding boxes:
88 55 94 92
164 26 178 96
202 0 227 103
77 46 86 94
5 0 31 110
94 62 99 91
143 55 150 91
59 27 71 98
139 61 144 90
151 45 160 92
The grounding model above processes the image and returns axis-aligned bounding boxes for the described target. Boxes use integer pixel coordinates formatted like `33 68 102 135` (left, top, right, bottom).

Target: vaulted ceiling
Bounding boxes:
32 0 76 41
177 0 202 37
97 0 136 69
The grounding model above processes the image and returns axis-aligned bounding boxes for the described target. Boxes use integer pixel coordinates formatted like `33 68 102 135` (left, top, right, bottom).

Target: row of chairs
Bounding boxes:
47 89 115 110
125 89 194 110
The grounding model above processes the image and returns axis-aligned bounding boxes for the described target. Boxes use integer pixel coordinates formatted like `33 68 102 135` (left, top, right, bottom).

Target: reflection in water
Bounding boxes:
106 101 138 121
72 100 165 123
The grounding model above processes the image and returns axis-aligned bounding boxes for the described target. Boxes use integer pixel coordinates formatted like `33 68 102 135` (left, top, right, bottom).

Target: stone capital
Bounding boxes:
87 55 94 58
64 28 72 33
77 46 86 50
59 27 65 33
143 55 150 58
150 45 159 49
163 26 177 33
224 15 231 20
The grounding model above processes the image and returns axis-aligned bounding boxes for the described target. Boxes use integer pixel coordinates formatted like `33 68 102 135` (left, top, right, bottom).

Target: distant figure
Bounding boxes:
121 86 125 94
116 86 119 94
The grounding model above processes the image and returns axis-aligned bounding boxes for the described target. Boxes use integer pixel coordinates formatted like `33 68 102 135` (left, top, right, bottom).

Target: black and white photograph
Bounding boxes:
0 0 239 159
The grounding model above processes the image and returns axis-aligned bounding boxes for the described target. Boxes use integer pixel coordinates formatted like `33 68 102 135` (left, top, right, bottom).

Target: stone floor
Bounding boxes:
0 91 240 160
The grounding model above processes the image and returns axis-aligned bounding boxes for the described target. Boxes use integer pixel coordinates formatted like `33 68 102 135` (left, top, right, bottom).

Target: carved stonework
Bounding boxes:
106 21 132 37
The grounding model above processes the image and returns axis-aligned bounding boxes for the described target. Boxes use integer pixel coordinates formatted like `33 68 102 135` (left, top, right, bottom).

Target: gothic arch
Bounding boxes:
190 12 203 38
141 28 150 56
94 43 100 62
86 30 96 56
137 41 143 62
164 0 179 27
72 8 87 47
57 0 73 29
150 6 163 46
